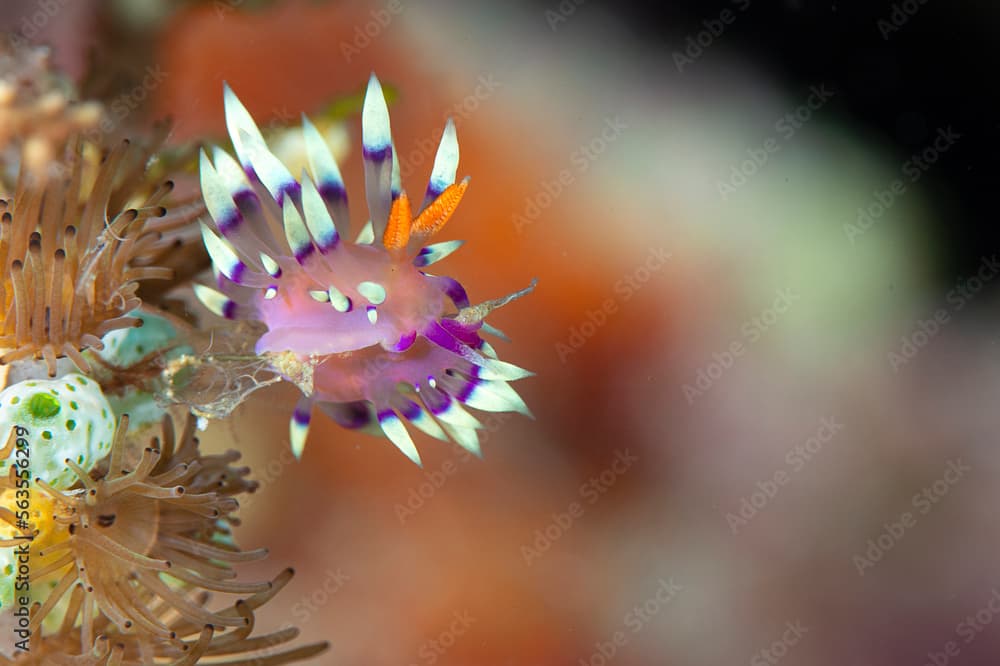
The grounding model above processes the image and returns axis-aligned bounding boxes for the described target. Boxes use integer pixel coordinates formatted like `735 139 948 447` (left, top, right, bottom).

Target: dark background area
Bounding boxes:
573 0 996 285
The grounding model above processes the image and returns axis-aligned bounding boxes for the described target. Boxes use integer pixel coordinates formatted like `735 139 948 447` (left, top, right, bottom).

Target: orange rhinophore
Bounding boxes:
412 178 470 240
383 191 412 251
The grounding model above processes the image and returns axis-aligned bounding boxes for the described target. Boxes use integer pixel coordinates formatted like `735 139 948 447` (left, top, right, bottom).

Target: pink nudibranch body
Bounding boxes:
254 242 447 356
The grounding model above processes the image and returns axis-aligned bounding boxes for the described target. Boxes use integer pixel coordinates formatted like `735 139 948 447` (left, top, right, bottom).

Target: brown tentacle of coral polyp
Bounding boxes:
0 413 328 664
8 569 329 665
0 138 177 377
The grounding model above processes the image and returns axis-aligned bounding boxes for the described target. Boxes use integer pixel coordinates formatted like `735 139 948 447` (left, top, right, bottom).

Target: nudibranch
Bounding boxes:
195 74 534 464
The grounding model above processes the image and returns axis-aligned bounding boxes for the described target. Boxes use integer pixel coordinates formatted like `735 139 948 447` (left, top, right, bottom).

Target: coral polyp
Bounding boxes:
0 137 181 376
195 74 534 463
0 412 327 664
3 569 327 665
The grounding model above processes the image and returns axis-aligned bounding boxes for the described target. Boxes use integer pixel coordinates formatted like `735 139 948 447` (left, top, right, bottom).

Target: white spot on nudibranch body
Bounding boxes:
357 281 387 304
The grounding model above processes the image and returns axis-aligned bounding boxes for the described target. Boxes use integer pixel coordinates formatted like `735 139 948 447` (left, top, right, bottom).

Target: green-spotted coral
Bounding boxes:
0 374 115 489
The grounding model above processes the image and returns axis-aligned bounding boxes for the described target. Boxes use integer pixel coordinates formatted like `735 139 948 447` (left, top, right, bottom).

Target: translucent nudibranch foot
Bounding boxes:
195 74 534 465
